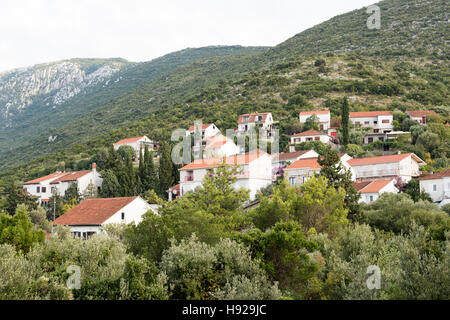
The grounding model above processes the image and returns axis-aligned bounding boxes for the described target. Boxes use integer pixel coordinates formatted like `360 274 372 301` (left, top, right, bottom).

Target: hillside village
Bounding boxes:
0 0 448 302
18 107 449 239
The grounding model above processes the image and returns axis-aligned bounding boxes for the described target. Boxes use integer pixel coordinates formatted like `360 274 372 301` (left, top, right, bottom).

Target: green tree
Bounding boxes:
100 169 121 198
158 142 175 197
304 114 320 131
341 97 350 146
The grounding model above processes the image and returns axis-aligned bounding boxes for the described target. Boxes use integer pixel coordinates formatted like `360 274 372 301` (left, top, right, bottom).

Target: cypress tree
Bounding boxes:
341 97 350 146
158 142 174 197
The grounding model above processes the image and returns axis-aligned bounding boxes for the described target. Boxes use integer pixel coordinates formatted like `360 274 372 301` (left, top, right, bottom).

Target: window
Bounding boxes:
374 121 378 124
41 187 46 193
314 137 320 141
121 212 125 220
365 121 370 125
355 121 360 125
368 137 373 143
36 186 40 193
433 185 437 192
382 120 390 124
289 177 296 186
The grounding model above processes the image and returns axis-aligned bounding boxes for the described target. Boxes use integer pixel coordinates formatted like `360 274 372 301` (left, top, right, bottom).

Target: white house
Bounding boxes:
406 110 438 125
299 110 330 131
53 196 155 239
284 154 353 186
186 123 220 138
354 179 399 204
418 169 450 205
272 150 319 169
284 158 322 187
49 163 103 198
23 172 69 204
236 112 275 142
349 111 393 133
347 153 426 183
178 150 272 200
114 136 156 157
289 130 331 152
363 131 410 145
199 134 240 159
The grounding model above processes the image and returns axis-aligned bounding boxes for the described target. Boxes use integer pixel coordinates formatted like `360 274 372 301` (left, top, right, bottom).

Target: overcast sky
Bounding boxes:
0 0 376 72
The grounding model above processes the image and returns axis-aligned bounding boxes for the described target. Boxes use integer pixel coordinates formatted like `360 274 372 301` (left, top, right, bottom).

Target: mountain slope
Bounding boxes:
0 46 268 167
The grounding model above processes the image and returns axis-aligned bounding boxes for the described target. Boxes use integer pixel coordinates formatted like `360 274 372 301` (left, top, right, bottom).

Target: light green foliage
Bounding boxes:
26 205 53 233
160 235 281 300
345 144 364 157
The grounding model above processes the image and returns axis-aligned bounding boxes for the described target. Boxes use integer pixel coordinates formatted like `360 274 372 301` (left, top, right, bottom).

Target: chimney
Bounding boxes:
92 163 97 171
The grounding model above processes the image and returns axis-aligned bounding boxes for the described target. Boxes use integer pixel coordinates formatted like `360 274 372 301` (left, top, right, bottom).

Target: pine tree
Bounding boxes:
100 169 121 198
341 97 350 146
158 142 175 197
121 153 137 196
5 181 20 215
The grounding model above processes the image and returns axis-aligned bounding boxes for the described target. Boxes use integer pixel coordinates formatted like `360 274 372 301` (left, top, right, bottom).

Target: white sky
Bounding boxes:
0 0 376 72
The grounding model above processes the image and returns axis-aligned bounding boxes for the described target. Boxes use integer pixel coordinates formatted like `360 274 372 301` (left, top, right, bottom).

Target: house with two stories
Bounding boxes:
272 150 319 170
347 153 425 183
186 123 221 138
299 110 331 131
236 112 275 143
354 179 399 204
349 111 393 133
417 169 450 206
197 134 240 159
53 196 155 239
289 130 331 152
178 150 272 200
23 172 69 204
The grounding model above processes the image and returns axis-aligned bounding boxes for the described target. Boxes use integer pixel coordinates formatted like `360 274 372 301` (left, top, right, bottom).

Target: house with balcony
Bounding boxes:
299 110 330 131
114 136 157 158
186 123 220 138
236 112 275 143
354 179 399 204
347 153 425 183
406 110 438 125
272 150 319 170
178 150 272 200
289 130 331 152
53 196 156 239
417 169 450 206
363 131 410 145
349 111 393 133
195 134 240 159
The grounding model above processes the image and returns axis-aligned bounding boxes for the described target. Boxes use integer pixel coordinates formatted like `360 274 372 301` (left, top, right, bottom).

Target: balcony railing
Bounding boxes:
184 176 194 181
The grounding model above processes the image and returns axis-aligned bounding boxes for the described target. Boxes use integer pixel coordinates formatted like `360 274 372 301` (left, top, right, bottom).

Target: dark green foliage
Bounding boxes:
341 97 349 146
158 142 175 197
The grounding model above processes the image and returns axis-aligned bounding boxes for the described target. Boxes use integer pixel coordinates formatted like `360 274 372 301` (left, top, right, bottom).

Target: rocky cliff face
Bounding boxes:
0 59 128 124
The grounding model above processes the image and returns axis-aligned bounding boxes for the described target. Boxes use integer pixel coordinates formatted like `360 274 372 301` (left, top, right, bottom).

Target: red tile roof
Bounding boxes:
167 184 180 192
353 181 372 192
23 172 66 185
187 124 214 132
347 153 417 166
114 137 145 145
285 157 322 170
349 111 392 118
180 150 268 171
203 134 231 149
406 110 438 118
299 110 330 116
358 179 395 193
238 113 271 124
291 129 325 137
53 197 138 225
50 170 92 184
417 169 450 181
276 150 312 161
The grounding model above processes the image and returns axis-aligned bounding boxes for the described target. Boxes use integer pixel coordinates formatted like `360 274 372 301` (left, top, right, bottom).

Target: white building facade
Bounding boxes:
349 111 393 133
418 169 450 205
299 110 331 131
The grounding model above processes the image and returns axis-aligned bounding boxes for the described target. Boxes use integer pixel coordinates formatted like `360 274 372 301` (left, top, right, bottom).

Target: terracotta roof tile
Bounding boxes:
238 113 271 124
347 154 412 166
50 170 92 184
114 136 145 145
24 172 66 185
350 111 392 118
187 124 214 132
406 110 438 118
353 181 373 192
359 179 394 193
291 129 325 137
285 157 321 170
53 197 138 225
417 169 450 181
276 150 311 161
